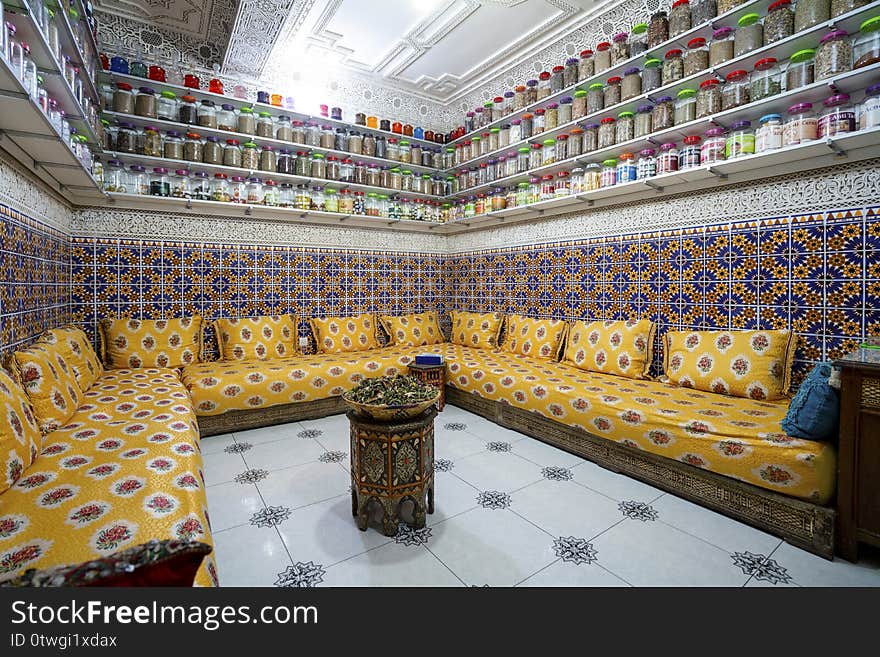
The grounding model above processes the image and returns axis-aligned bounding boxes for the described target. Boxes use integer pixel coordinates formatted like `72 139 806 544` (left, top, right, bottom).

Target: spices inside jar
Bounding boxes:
163 130 183 160
709 27 734 66
691 0 717 24
598 117 616 148
735 13 763 58
685 38 709 76
795 0 831 32
143 126 162 157
578 49 594 80
635 104 653 137
815 29 853 80
669 0 692 38
652 96 675 130
135 87 157 118
750 57 782 101
604 76 622 108
611 32 629 65
241 142 259 170
198 100 217 128
696 79 722 118
631 23 649 56
621 67 641 101
648 11 669 48
764 0 794 46
616 111 635 143
674 88 697 125
854 16 880 69
786 49 815 89
183 132 202 162
642 58 662 92
595 42 612 73
662 49 684 86
722 69 750 110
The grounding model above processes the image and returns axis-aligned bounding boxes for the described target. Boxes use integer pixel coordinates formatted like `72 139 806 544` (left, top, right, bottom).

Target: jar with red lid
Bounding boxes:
598 117 616 148
750 57 782 101
534 108 546 133
765 0 794 45
529 142 543 169
657 142 679 174
595 41 611 74
722 69 749 110
148 65 166 82
680 135 701 169
538 71 552 99
492 96 505 120
392 121 403 134
685 37 709 76
551 66 565 93
112 82 134 114
555 134 569 161
662 49 684 85
696 78 722 118
540 174 555 201
701 126 726 164
611 32 629 65
555 171 571 198
670 0 692 37
604 76 622 107
578 49 594 80
183 73 200 89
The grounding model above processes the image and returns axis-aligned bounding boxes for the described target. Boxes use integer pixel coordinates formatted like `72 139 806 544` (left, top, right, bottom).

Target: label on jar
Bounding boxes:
616 164 637 183
701 138 726 164
725 133 755 158
783 117 817 146
860 97 880 130
756 124 784 152
679 146 700 169
818 111 855 138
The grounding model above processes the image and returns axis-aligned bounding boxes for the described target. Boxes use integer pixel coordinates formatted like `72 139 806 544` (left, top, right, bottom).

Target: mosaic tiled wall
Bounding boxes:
69 239 448 356
447 207 879 386
0 203 71 355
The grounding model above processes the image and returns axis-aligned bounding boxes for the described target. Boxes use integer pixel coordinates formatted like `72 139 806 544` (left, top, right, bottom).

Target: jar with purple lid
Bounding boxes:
230 175 247 204
725 120 754 158
558 97 573 124
657 142 679 174
564 58 579 87
815 29 852 80
510 118 522 143
637 147 656 179
622 66 641 101
818 92 855 137
635 104 653 137
465 111 476 133
257 90 270 104
709 26 735 66
150 167 170 196
503 90 515 114
583 123 599 152
701 126 726 164
652 95 674 130
172 169 191 199
217 103 235 131
103 159 127 193
331 107 342 121
163 130 183 160
611 32 630 65
525 79 538 105
546 102 559 131
783 103 817 146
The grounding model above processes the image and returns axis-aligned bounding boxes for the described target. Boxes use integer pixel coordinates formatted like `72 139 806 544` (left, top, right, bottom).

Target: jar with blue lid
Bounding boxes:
756 113 783 152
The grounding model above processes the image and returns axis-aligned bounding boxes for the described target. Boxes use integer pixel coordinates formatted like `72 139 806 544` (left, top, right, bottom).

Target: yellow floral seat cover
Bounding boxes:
0 368 216 586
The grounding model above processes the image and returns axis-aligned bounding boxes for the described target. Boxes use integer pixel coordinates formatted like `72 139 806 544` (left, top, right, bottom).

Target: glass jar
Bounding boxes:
637 148 656 179
134 87 157 118
631 23 649 56
277 149 293 174
545 104 559 131
787 49 815 90
692 0 717 24
558 98 572 125
324 188 338 213
795 0 830 32
388 167 401 189
533 110 545 134
179 95 198 124
171 170 191 199
670 0 692 37
340 190 355 214
551 65 566 93
652 96 674 131
635 104 653 137
854 16 880 69
367 164 381 187
236 107 255 135
257 112 274 138
696 79 722 118
680 135 701 169
517 147 530 172
765 0 794 46
611 32 629 65
578 49 594 80
380 166 392 188
538 71 552 99
216 104 235 131
555 135 569 161
643 58 662 93
539 175 555 200
572 90 588 118
514 85 528 110
529 143 543 169
662 49 684 86
657 142 679 174
616 111 635 143
276 115 293 142
582 163 600 191
525 79 538 104
212 174 230 202
617 153 637 183
583 123 599 152
163 130 183 160
103 160 127 193
143 126 163 157
709 27 735 67
722 70 750 110
263 180 279 206
816 29 853 80
595 41 612 74
223 139 242 167
818 93 855 137
735 14 763 58
621 67 641 101
756 114 784 152
192 172 211 200
725 120 755 159
685 38 709 76
116 122 138 154
701 127 726 164
203 136 222 165
293 184 310 211
675 89 697 125
598 117 616 148
305 121 320 147
504 90 516 114
198 100 217 128
751 58 782 101
649 11 669 48
239 142 257 170
568 128 584 157
157 91 177 121
860 83 880 129
291 120 306 144
587 83 604 114
150 167 170 197
604 76 622 107
600 159 617 187
564 58 579 88
260 146 277 173
541 139 556 165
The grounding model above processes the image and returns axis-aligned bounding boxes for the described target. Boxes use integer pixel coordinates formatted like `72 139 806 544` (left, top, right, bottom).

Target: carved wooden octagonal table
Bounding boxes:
348 408 436 536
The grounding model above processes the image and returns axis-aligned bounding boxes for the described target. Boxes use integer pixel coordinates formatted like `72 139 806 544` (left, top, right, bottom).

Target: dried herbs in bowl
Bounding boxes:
343 374 439 421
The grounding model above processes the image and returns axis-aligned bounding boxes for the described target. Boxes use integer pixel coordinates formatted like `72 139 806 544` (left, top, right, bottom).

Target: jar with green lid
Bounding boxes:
764 0 794 46
674 88 697 125
643 58 662 93
257 112 274 138
616 111 634 143
631 23 649 56
389 167 402 190
401 169 414 192
734 14 762 58
157 91 177 121
237 107 256 135
600 159 617 187
516 181 530 206
572 89 588 118
311 152 325 179
795 0 830 32
542 138 556 166
854 16 880 69
489 126 501 151
325 188 338 213
587 82 605 114
471 135 483 157
399 140 412 164
242 141 259 169
516 146 530 172
786 49 815 89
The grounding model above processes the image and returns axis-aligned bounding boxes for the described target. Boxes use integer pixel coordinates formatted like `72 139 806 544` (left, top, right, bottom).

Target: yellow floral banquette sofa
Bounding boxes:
0 322 217 586
172 310 836 558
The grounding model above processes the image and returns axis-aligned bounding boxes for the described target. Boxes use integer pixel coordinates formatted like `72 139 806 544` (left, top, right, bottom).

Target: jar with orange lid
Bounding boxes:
616 153 637 183
568 127 585 156
179 95 198 124
514 85 528 110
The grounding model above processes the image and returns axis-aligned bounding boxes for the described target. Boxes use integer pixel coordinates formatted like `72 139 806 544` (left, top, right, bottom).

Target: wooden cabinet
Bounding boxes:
836 349 880 561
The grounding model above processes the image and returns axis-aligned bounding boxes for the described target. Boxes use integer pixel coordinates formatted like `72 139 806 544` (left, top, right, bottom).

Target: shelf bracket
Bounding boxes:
824 137 847 158
244 206 253 216
644 179 664 192
185 199 193 209
707 166 727 180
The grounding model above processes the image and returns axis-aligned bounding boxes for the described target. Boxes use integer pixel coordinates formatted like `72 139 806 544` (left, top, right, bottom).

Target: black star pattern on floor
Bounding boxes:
223 442 252 454
318 450 346 463
553 536 598 565
250 505 292 528
732 551 793 585
443 422 467 431
618 500 659 521
394 524 432 547
476 490 511 510
297 429 323 439
486 441 512 453
234 468 269 484
542 466 574 481
434 458 454 472
275 561 325 587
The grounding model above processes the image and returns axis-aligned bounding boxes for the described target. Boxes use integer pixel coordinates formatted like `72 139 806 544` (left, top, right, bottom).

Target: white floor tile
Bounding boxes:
452 450 543 493
242 437 326 472
653 493 782 555
256 460 351 510
517 560 630 587
205 480 266 532
592 519 749 586
510 437 584 468
512 479 622 540
766 543 880 587
321 541 463 587
213 524 293 587
200 433 237 455
434 427 490 460
570 459 664 502
233 422 306 445
427 507 556 586
427 472 480 526
201 450 248 487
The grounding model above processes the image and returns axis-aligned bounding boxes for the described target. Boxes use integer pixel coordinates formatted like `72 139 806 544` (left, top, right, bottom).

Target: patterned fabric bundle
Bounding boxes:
502 314 568 360
213 316 297 361
309 313 380 354
379 312 444 347
563 319 655 379
449 311 504 350
99 317 202 369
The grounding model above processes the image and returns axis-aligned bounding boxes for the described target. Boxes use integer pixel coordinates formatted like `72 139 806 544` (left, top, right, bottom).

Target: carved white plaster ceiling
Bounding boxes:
94 0 220 39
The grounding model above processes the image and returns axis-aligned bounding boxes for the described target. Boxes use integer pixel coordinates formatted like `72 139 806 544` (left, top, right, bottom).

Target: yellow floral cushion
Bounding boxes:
503 314 568 360
38 326 103 391
9 343 84 434
663 330 796 401
0 370 41 494
309 313 379 354
564 319 655 379
214 316 297 361
379 312 444 347
449 311 504 349
99 317 202 369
